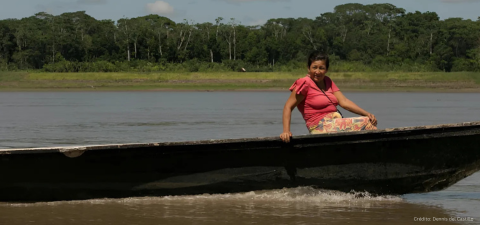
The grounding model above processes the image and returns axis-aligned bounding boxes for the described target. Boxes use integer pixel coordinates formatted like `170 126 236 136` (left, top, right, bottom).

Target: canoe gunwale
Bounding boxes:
1 121 480 155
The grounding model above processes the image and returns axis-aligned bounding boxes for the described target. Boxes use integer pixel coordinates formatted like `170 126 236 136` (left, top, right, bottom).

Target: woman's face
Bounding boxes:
308 60 328 83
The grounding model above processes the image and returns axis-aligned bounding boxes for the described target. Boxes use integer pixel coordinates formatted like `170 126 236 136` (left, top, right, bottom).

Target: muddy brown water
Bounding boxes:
0 92 479 224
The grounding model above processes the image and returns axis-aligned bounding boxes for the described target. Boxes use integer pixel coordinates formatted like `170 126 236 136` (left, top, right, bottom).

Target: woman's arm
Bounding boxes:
333 91 378 126
280 89 305 143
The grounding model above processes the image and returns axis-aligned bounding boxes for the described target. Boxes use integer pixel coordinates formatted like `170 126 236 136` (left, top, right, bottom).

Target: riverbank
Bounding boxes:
1 71 480 92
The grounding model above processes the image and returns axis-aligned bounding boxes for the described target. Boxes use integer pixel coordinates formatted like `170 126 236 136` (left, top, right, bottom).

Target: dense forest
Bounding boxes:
0 3 479 72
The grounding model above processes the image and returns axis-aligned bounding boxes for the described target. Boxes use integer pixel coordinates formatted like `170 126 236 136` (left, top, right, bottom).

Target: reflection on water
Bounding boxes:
405 172 480 224
1 91 480 224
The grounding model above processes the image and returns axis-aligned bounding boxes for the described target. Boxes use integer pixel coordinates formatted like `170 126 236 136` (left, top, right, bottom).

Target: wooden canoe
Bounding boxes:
1 121 480 202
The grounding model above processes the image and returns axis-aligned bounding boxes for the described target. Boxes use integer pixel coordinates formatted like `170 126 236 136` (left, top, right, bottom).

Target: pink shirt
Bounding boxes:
289 76 340 128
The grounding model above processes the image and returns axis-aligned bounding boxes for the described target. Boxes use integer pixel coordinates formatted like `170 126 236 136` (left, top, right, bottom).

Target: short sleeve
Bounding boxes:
326 77 340 92
289 78 309 96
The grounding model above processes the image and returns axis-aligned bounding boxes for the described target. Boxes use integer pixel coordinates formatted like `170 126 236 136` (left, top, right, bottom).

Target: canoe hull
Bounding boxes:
1 122 480 202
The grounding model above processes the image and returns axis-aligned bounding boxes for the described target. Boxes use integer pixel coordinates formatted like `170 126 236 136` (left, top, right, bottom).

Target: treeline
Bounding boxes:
0 3 479 73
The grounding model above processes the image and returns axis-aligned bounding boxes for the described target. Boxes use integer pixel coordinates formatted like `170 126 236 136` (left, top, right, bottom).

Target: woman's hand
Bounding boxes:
280 131 293 143
367 113 378 126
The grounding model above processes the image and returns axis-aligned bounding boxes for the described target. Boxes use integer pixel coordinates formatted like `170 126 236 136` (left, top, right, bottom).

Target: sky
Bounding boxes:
0 0 479 25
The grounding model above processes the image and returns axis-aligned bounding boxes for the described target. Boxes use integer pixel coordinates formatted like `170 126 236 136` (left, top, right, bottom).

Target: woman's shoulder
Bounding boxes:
290 76 312 94
295 76 313 86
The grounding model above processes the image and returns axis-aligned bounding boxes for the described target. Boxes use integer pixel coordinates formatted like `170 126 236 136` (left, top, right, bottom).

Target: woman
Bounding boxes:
280 51 378 143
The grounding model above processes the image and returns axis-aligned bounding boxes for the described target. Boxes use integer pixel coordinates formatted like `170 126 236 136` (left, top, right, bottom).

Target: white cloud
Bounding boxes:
249 19 267 26
146 1 174 15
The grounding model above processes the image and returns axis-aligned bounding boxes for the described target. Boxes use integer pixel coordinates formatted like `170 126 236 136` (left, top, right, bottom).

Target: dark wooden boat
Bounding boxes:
1 121 480 202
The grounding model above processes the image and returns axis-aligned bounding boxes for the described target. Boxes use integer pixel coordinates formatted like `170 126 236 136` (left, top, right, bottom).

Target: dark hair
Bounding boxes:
308 51 329 69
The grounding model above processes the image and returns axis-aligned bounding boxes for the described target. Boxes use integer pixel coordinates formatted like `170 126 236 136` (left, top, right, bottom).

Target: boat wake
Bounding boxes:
4 187 402 207
158 187 403 204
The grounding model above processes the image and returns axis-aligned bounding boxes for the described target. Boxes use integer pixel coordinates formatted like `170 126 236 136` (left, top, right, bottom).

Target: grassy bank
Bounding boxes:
1 71 480 91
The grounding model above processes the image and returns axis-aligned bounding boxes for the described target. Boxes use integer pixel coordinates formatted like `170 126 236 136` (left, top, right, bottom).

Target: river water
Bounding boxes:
0 91 479 224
